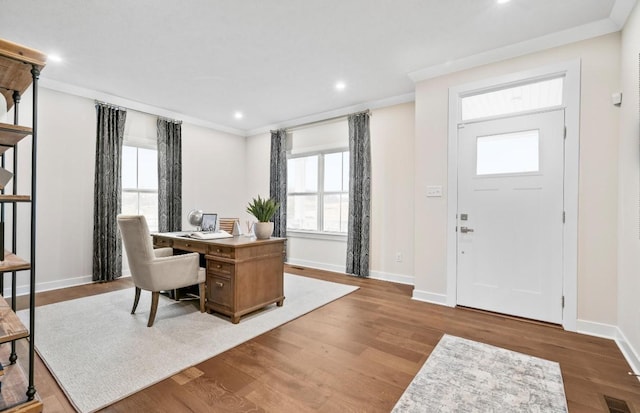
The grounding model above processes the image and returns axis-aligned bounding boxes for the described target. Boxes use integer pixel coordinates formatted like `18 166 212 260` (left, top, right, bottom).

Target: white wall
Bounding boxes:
1 87 246 293
181 122 247 229
245 102 415 283
414 33 622 324
370 103 415 283
617 2 640 373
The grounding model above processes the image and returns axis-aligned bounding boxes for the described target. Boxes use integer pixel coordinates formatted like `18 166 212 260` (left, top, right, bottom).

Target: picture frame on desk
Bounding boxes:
200 213 218 232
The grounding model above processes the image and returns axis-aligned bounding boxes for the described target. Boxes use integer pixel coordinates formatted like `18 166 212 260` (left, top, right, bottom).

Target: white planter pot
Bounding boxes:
254 222 274 240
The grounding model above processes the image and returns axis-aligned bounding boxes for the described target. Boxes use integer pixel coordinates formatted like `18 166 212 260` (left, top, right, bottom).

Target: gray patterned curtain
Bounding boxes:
270 129 287 238
157 118 182 232
346 112 371 277
93 103 126 282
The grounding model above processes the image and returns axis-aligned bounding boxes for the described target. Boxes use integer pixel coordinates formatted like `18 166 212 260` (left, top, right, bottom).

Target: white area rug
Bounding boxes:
18 274 358 413
392 334 568 413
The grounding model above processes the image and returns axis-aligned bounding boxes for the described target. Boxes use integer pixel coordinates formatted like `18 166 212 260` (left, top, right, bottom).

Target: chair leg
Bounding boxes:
199 282 206 313
131 287 141 314
148 291 160 327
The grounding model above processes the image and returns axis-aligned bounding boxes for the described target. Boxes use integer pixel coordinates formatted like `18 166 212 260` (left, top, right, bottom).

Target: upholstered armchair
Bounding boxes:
117 215 206 327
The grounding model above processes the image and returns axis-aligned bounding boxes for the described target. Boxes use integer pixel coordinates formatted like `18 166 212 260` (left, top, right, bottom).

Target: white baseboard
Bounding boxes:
286 258 346 275
3 271 132 297
3 274 93 297
576 319 619 339
369 270 414 285
412 289 450 306
616 328 640 378
286 259 415 286
576 319 640 381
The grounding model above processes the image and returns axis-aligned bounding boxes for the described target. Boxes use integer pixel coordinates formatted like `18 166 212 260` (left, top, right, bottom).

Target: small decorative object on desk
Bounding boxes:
187 209 203 231
246 195 280 240
245 221 256 238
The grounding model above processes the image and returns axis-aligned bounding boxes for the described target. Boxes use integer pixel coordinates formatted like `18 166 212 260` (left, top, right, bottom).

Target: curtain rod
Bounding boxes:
95 100 182 124
277 109 370 133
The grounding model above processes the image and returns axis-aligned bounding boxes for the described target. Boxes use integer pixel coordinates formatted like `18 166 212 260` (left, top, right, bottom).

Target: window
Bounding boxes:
287 150 349 233
476 130 539 175
122 145 158 231
461 77 564 121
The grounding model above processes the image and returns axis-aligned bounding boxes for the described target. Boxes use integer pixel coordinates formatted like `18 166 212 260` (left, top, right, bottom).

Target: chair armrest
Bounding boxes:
147 253 205 291
153 247 173 258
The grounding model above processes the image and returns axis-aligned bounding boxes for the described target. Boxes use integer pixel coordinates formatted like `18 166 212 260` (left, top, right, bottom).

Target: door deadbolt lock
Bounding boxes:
460 226 474 234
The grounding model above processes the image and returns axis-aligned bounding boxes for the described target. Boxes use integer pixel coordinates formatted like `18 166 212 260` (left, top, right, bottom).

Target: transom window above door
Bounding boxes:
461 76 564 121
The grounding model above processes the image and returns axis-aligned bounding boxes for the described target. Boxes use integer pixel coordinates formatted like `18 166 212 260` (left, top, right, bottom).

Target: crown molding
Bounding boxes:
408 0 636 83
246 92 415 137
610 0 638 27
39 78 246 137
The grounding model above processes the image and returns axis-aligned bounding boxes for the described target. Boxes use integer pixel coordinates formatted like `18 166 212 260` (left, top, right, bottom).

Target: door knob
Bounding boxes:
460 226 474 233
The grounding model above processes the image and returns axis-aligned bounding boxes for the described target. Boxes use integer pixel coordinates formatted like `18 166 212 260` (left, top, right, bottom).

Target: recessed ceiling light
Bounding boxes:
234 111 243 120
497 0 510 4
335 81 346 91
47 53 63 63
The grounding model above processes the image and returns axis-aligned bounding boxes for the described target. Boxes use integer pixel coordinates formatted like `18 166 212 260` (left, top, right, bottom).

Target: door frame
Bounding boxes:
446 60 581 331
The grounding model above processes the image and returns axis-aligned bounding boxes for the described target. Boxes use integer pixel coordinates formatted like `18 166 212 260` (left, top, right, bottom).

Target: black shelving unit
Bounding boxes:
0 38 46 413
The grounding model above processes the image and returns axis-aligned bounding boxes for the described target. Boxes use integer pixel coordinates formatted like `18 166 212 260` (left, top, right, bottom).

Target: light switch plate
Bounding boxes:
426 185 443 197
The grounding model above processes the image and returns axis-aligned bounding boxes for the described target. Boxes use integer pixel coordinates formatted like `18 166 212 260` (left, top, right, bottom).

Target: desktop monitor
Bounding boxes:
200 213 218 232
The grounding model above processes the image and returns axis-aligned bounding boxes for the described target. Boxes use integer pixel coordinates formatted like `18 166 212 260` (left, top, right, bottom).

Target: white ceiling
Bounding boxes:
0 0 635 135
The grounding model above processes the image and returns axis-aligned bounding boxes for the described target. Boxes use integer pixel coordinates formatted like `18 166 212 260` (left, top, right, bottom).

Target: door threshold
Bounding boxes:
457 305 563 329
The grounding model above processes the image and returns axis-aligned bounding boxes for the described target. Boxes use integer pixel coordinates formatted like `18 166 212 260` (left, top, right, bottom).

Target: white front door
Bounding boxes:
457 110 565 324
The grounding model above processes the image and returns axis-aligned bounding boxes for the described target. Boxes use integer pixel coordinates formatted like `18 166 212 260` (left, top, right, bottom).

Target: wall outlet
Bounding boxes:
395 252 403 262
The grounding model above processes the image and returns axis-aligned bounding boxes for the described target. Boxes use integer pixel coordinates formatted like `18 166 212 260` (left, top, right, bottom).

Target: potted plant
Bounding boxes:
246 195 280 239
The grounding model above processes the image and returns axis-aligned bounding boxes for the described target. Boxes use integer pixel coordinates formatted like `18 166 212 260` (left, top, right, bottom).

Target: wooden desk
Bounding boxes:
152 234 286 323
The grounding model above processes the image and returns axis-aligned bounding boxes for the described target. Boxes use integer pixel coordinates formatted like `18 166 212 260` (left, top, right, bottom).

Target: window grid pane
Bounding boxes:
287 195 318 231
138 148 158 190
322 193 349 232
324 152 343 192
288 156 318 193
122 146 137 189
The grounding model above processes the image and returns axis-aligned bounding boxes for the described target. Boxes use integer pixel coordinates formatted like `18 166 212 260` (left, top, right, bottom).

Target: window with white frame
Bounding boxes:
122 145 159 231
287 150 349 233
461 76 564 121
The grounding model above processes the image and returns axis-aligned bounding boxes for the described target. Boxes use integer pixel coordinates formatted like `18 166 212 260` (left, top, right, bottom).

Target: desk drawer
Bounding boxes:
173 238 208 254
153 237 173 248
208 245 234 259
207 259 234 277
207 275 233 308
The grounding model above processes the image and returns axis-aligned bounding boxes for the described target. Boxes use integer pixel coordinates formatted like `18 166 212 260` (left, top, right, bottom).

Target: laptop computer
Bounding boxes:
188 213 232 239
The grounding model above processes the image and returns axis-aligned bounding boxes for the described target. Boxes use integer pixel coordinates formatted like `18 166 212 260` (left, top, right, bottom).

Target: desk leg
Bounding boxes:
277 298 284 307
231 315 240 324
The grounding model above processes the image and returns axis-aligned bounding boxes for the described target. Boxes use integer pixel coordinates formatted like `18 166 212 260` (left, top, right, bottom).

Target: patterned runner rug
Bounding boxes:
392 334 568 412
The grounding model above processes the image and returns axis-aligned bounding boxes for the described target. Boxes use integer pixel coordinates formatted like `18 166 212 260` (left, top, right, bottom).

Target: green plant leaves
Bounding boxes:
246 195 280 222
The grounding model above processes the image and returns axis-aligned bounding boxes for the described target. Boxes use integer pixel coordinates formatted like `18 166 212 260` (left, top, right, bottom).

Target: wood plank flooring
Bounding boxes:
11 266 640 412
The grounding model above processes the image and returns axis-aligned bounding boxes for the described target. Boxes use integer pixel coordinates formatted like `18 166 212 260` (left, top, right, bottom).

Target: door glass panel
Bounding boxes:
476 129 539 175
462 77 563 121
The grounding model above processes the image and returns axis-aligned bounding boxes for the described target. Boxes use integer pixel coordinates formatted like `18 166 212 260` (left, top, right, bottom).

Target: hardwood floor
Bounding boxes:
13 266 640 412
